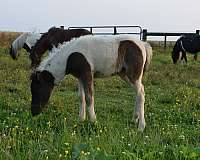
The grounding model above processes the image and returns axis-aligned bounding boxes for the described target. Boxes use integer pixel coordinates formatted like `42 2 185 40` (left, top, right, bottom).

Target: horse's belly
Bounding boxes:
90 46 119 77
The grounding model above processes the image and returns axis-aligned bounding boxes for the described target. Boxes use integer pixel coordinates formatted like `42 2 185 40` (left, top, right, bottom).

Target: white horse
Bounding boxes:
30 35 152 132
9 32 41 59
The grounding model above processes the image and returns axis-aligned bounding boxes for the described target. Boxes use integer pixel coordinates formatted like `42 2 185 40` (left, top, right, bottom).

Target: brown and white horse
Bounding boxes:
30 35 152 132
30 27 91 68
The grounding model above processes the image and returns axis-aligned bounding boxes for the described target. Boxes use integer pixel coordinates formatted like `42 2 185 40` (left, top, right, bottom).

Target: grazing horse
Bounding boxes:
30 27 91 68
9 32 41 59
172 35 200 64
30 35 152 132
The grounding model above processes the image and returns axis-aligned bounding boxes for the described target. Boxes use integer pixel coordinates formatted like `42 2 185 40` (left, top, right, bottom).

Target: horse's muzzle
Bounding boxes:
9 50 17 60
31 104 42 116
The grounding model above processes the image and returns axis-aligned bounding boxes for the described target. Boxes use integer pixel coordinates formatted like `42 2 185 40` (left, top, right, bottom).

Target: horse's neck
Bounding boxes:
38 48 69 85
26 33 41 49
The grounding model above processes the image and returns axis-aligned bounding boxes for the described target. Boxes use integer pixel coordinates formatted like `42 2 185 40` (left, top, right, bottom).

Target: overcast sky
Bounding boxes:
0 0 199 35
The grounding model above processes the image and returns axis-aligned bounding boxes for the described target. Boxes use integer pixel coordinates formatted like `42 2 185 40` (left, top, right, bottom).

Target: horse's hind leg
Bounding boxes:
80 72 96 122
131 79 145 132
78 79 86 121
120 71 145 132
119 42 145 132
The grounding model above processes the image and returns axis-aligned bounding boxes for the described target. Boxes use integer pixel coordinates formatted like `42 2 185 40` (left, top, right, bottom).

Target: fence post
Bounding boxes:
90 27 93 34
196 30 200 35
164 35 167 52
113 27 117 35
142 29 147 41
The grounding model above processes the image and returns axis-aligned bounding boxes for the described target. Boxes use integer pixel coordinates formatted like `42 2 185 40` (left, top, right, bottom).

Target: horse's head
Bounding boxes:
30 70 55 116
9 45 17 60
171 50 180 64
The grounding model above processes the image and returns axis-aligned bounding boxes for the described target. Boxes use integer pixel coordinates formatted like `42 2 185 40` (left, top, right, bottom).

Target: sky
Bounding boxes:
0 0 200 40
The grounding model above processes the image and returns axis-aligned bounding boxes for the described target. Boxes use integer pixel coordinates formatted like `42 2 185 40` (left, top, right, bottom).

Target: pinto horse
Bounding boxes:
172 35 200 64
9 32 41 59
30 35 152 132
30 27 91 68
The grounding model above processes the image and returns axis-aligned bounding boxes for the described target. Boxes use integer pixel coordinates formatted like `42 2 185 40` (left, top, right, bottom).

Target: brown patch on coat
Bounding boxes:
117 40 144 82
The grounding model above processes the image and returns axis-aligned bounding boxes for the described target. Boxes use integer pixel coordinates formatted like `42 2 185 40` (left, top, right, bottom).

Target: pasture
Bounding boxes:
0 36 200 159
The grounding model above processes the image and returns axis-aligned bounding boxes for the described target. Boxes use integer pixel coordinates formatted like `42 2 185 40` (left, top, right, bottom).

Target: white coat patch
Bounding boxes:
37 35 146 84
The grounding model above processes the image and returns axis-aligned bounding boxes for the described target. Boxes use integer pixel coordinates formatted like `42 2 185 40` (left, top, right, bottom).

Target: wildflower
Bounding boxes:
59 154 62 158
145 135 149 139
72 131 76 136
97 147 100 151
179 135 185 140
64 142 69 146
65 150 69 155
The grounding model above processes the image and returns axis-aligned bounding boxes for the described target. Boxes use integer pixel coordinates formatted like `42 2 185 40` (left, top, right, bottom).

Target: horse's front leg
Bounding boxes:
80 73 96 122
78 79 86 121
182 52 187 63
194 54 198 61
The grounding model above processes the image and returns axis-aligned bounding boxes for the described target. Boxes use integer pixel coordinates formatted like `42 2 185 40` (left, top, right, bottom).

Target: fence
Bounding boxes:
61 25 200 51
68 25 143 39
142 29 200 50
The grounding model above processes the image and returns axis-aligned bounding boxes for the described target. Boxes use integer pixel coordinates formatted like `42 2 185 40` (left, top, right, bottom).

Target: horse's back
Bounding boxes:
65 35 145 76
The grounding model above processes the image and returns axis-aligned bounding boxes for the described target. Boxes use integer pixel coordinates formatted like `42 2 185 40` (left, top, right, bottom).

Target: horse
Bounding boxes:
30 35 152 132
30 27 91 68
9 32 41 59
172 34 200 64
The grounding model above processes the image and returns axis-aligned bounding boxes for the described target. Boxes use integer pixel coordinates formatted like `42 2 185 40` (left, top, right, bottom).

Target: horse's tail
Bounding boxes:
143 42 153 72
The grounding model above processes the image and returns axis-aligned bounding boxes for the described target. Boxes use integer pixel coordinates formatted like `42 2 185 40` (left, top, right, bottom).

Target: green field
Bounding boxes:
0 45 200 159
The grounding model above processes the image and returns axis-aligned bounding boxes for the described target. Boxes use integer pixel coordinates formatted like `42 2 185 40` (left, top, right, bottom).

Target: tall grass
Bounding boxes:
0 32 21 47
0 37 199 159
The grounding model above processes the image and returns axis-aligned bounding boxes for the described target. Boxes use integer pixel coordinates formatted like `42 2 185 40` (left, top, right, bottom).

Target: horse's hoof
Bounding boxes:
89 114 96 122
132 113 139 124
79 114 86 122
138 120 145 132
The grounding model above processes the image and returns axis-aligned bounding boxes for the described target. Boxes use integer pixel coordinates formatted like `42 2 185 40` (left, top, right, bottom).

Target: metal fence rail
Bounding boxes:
68 25 143 39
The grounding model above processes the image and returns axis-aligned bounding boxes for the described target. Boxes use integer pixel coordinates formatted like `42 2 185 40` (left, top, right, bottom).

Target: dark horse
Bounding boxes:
172 34 200 64
30 27 91 67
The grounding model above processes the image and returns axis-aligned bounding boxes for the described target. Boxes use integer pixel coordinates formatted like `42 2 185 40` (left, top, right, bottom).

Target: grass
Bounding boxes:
0 44 200 159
